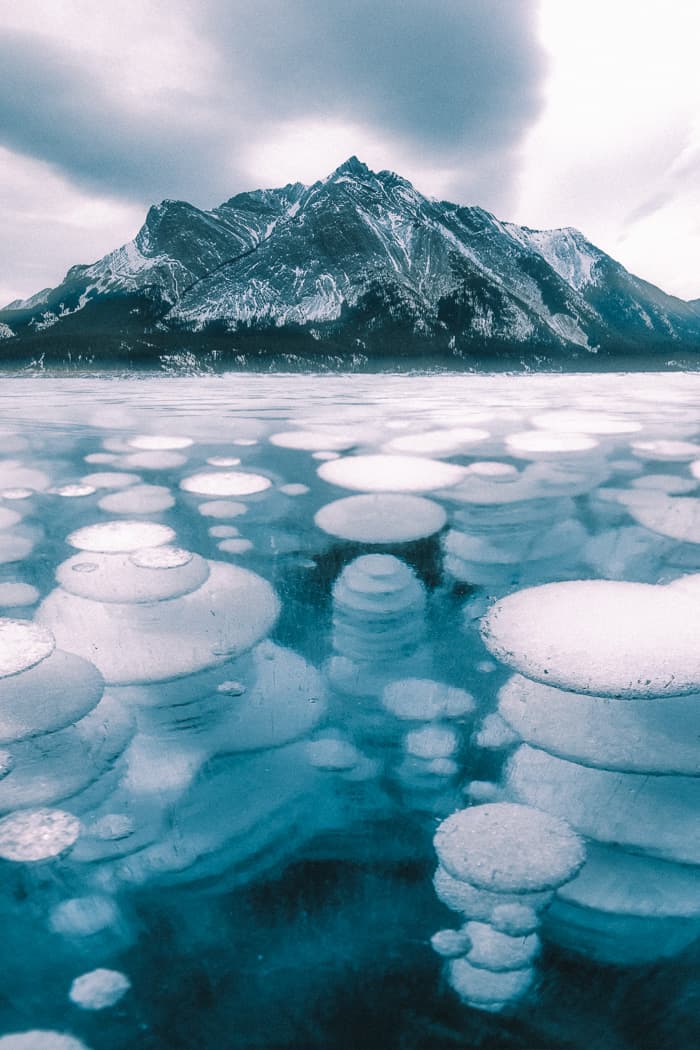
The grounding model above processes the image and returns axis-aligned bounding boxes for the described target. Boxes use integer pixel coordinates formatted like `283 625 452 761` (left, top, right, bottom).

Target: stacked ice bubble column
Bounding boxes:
0 617 132 827
481 577 700 965
35 519 335 890
380 678 477 815
431 803 585 1013
441 462 590 591
327 554 430 699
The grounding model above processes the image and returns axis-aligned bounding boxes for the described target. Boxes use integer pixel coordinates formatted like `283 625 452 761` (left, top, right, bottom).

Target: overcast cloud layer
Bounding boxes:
1 0 698 304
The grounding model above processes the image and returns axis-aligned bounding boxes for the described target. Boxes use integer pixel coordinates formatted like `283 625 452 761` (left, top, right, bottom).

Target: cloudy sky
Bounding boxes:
1 0 699 306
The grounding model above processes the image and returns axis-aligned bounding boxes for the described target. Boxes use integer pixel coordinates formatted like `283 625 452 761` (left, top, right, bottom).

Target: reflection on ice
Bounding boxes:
0 372 699 1047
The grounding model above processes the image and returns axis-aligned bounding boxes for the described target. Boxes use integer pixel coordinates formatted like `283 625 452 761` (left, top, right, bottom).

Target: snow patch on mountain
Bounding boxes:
505 225 602 291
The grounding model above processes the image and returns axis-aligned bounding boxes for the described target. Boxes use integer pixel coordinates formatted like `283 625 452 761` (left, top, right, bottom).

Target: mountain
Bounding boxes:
2 156 699 366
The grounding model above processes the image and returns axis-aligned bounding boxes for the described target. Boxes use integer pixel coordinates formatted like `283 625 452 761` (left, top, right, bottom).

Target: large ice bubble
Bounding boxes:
317 454 466 493
315 493 446 543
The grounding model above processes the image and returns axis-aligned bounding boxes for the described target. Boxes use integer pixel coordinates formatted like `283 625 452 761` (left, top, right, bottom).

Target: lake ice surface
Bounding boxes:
0 371 698 1049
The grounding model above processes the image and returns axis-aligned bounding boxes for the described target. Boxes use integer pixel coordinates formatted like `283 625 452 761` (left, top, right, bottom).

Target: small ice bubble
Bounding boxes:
312 451 340 460
0 807 81 862
0 582 40 606
405 724 459 759
431 928 471 958
216 680 246 696
1 488 34 500
69 968 131 1011
81 472 141 489
206 456 242 467
49 895 119 937
50 484 96 498
233 438 258 446
129 546 193 570
279 483 310 496
218 539 253 554
305 736 360 770
209 525 239 538
198 500 249 518
71 562 98 573
128 434 193 450
88 814 135 841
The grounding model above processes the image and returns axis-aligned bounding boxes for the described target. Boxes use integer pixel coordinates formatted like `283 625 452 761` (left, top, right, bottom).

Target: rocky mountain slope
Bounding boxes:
2 157 699 365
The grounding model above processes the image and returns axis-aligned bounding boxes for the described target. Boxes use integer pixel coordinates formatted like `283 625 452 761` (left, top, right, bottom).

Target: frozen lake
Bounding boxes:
0 371 699 1050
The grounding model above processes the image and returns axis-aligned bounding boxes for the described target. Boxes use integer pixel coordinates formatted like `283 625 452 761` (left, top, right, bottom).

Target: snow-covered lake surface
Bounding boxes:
0 371 698 1050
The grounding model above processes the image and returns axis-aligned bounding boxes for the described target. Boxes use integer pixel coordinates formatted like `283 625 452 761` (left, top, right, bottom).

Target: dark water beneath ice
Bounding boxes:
0 372 699 1050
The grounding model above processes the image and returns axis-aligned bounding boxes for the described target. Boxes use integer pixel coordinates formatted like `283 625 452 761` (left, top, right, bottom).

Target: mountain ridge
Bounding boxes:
2 157 699 365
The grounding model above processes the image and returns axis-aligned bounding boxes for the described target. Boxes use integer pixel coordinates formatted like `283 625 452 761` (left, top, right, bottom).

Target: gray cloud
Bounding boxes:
0 1 545 211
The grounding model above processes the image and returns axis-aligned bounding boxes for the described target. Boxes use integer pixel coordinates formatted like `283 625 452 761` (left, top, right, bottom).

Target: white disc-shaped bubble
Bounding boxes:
206 456 241 467
382 678 475 721
181 471 271 496
38 560 279 684
0 507 22 529
498 675 700 775
505 431 599 457
97 484 175 515
0 1034 92 1050
1 488 34 501
121 451 188 470
69 969 131 1011
218 539 253 554
447 957 533 1006
318 454 466 493
0 648 104 742
49 894 120 937
0 582 40 607
57 548 209 604
631 439 700 461
625 494 700 543
465 461 519 480
315 493 447 543
482 580 700 698
279 483 309 496
405 724 458 759
0 807 81 862
630 474 697 495
434 802 585 893
269 429 358 451
128 434 193 450
0 534 34 564
465 921 539 972
0 618 55 678
81 472 141 489
532 410 642 435
386 428 489 456
197 500 248 519
67 520 175 553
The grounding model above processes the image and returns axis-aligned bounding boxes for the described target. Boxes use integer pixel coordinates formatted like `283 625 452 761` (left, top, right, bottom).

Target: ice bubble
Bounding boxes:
81 472 141 489
465 781 502 803
216 680 246 696
312 451 339 460
404 725 458 759
0 507 22 529
181 471 271 496
498 675 700 775
1 488 34 500
474 713 519 750
0 807 81 862
0 582 39 607
382 679 475 721
0 618 55 677
491 904 539 936
505 431 599 457
233 437 258 446
130 546 192 569
385 427 489 455
67 520 175 553
0 534 34 565
269 429 358 450
447 957 533 1006
69 968 131 1011
218 539 253 554
434 803 585 893
624 494 700 543
39 561 279 683
57 549 210 605
197 500 248 518
0 648 104 741
317 454 466 493
209 525 239 539
464 921 539 971
305 736 360 770
0 463 49 491
279 483 309 496
0 1034 91 1050
315 493 446 544
631 473 697 494
206 456 242 467
121 450 188 470
531 410 642 434
49 895 120 937
508 745 700 864
482 580 700 697
50 484 96 498
631 439 700 461
465 461 519 479
83 453 118 465
128 434 193 450
98 484 175 515
431 928 472 958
